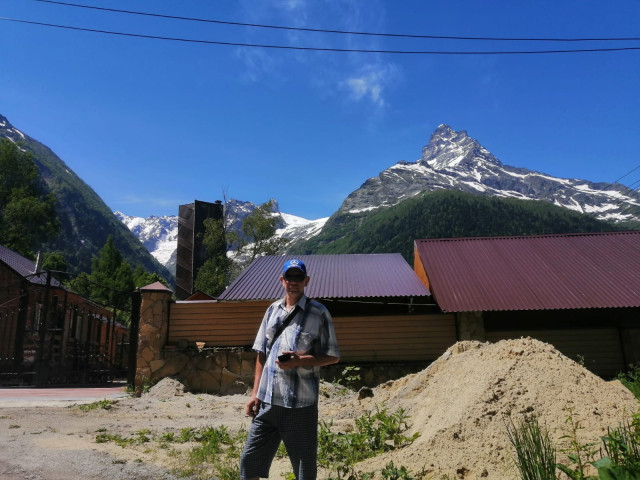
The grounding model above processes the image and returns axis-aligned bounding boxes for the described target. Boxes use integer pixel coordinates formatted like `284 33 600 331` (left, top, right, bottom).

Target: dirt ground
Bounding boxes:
1 337 637 479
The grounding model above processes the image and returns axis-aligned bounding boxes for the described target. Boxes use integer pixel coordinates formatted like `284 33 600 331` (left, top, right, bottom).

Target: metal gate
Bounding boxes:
0 271 140 387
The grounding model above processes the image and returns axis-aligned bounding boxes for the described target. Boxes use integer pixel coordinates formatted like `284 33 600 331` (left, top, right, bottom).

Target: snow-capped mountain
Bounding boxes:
114 212 178 273
339 124 640 222
116 203 327 275
118 124 639 275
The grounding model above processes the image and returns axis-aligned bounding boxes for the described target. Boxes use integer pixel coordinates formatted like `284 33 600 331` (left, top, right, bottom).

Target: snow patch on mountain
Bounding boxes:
116 208 327 276
115 212 178 273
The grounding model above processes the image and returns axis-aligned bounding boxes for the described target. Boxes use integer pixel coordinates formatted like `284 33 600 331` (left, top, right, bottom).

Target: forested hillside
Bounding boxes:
292 190 639 262
0 115 171 282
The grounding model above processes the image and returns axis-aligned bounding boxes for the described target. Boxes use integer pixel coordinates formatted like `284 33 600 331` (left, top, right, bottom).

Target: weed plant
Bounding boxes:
557 408 600 480
617 364 640 400
95 428 151 447
76 399 118 411
318 404 420 479
593 412 640 479
506 407 640 480
505 415 557 480
92 405 427 479
334 366 362 390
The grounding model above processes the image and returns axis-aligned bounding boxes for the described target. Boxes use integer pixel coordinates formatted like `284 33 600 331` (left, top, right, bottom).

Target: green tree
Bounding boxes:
132 266 168 289
41 251 67 272
194 200 289 296
0 139 59 257
67 272 92 298
194 218 231 297
230 200 289 269
90 235 134 308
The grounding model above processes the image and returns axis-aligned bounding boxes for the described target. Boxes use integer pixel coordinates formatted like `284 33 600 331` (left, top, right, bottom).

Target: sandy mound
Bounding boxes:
332 338 638 479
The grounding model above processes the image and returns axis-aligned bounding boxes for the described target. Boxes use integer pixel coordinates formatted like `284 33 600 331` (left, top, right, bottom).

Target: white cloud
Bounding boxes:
234 1 400 106
341 63 398 107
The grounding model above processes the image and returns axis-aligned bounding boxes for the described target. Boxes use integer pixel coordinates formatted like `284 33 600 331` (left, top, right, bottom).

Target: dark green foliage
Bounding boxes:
90 235 134 309
132 266 167 289
0 139 59 257
41 251 67 272
318 405 419 472
67 272 92 298
294 190 637 262
194 217 232 297
598 417 640 472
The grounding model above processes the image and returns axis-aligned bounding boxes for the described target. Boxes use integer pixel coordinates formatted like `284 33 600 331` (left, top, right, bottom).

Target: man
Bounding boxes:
241 258 340 480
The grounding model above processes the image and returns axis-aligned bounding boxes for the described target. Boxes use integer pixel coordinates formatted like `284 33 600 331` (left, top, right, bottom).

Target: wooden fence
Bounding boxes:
168 300 456 364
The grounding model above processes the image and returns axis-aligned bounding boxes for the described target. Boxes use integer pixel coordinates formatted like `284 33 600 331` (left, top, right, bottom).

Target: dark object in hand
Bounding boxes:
278 353 292 362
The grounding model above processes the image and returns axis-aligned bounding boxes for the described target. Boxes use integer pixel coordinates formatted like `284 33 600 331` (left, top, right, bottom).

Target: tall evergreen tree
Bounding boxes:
0 139 59 257
90 235 134 308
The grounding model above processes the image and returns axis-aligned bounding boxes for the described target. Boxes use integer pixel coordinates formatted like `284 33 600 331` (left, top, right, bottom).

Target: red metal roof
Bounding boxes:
414 231 640 312
217 253 431 301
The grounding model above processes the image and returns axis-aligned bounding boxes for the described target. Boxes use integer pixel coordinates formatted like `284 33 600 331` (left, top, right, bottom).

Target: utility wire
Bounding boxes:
3 17 640 54
601 164 640 191
29 0 640 43
615 179 640 219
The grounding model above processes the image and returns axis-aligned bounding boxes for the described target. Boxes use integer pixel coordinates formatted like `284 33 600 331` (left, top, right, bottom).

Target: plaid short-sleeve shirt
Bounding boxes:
253 295 340 408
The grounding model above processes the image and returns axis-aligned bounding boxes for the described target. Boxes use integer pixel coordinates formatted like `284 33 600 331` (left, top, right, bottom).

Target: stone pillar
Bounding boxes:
135 281 173 391
457 311 486 341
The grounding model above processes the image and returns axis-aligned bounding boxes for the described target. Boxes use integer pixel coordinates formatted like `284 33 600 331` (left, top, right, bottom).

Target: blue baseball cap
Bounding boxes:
282 259 307 276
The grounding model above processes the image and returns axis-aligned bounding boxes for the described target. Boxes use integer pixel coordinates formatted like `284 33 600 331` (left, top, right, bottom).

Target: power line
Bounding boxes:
615 179 640 220
29 0 640 43
604 164 640 189
594 163 640 197
3 16 640 55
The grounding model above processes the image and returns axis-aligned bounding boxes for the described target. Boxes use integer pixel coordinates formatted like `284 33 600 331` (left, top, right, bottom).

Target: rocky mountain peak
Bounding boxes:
337 124 639 223
420 124 501 170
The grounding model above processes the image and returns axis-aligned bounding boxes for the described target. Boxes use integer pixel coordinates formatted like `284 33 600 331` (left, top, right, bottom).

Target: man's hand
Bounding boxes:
245 396 260 417
276 351 298 370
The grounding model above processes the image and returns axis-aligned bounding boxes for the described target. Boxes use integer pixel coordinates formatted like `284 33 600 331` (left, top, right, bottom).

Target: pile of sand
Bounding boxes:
145 377 187 399
326 338 638 479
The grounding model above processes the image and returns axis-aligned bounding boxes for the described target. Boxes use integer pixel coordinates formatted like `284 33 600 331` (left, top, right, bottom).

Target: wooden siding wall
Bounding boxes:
169 301 456 363
334 314 456 363
485 328 625 377
169 301 271 347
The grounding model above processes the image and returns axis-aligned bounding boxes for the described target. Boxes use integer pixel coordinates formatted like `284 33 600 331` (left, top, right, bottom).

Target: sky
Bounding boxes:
1 0 639 221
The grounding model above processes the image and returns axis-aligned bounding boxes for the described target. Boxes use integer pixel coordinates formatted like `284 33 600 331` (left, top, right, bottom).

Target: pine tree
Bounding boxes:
90 235 134 309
